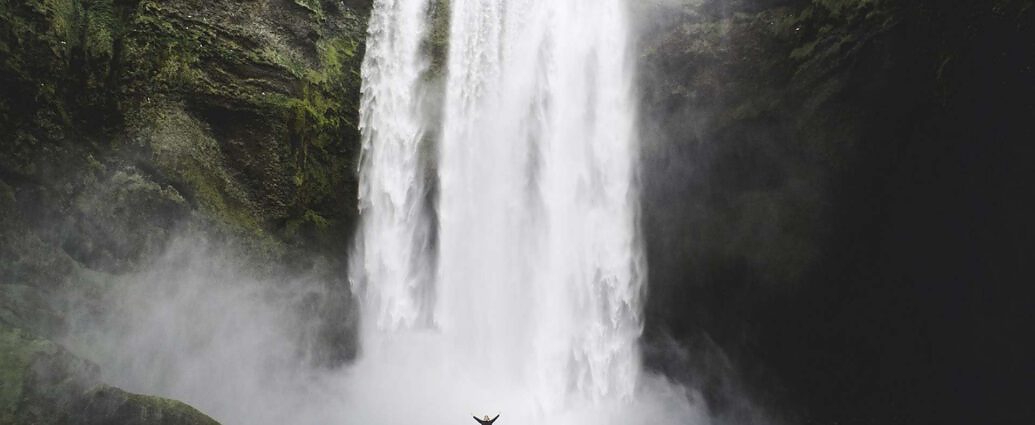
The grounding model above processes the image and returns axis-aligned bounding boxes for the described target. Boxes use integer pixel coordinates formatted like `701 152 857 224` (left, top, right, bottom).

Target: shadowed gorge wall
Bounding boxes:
636 1 1033 424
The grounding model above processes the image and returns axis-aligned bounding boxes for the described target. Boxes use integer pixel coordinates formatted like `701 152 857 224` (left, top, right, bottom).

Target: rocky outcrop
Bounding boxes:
2 0 372 422
636 1 1033 424
1 323 219 425
1 0 370 273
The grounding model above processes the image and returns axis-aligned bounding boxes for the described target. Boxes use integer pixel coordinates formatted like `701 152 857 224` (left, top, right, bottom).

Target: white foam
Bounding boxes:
351 1 708 424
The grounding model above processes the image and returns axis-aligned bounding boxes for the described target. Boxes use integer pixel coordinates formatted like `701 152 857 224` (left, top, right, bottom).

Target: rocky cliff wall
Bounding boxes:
635 1 1033 424
1 0 373 421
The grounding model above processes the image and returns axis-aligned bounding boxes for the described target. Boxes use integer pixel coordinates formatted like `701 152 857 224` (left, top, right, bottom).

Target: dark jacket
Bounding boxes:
474 415 500 425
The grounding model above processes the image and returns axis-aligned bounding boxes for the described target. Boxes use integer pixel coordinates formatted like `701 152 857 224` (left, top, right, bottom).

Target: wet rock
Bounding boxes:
1 0 371 370
637 1 1033 424
0 323 220 425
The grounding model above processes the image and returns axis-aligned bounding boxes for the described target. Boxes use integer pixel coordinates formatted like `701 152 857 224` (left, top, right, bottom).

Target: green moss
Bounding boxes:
280 27 364 214
261 46 306 78
120 1 296 106
118 392 221 425
308 35 359 83
293 0 324 19
83 0 117 57
134 105 274 246
33 0 79 46
103 0 369 264
283 209 330 238
0 324 95 424
0 326 41 421
2 324 221 424
4 0 369 276
0 0 126 63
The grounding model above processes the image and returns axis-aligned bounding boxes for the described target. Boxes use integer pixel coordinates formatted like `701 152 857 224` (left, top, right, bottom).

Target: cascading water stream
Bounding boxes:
436 0 643 405
349 1 703 424
352 0 435 331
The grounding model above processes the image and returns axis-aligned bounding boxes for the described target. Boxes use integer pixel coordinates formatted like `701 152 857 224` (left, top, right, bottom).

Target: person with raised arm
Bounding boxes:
473 414 500 425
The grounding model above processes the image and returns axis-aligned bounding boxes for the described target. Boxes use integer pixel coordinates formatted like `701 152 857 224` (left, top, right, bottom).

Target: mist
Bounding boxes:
52 232 716 425
52 1 742 425
59 237 353 424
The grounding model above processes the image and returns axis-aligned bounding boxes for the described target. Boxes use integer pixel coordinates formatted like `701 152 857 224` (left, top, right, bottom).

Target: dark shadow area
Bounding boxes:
637 1 1033 424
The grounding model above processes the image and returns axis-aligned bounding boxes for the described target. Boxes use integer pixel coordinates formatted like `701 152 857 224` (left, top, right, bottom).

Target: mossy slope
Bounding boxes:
1 323 220 425
2 1 372 422
1 0 370 273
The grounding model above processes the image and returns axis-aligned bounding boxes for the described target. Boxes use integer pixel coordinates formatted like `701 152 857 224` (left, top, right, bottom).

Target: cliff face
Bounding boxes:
636 1 1033 424
2 0 372 421
1 0 370 276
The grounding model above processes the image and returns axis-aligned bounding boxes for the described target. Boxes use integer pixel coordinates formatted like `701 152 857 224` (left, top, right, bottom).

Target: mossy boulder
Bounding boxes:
1 323 220 425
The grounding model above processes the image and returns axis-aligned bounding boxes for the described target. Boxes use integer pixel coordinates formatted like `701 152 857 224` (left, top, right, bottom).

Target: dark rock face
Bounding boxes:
2 0 372 422
1 0 370 273
1 0 370 351
636 0 1033 424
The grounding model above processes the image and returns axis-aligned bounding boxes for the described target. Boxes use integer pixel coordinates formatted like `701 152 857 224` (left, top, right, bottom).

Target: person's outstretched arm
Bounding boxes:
490 414 500 424
473 417 482 424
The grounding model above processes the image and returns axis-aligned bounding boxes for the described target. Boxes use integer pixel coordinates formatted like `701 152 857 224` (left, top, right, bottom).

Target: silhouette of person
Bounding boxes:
473 414 500 425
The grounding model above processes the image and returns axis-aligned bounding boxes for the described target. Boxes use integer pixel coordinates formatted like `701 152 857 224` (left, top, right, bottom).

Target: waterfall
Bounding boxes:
437 0 643 403
350 1 701 424
353 0 435 331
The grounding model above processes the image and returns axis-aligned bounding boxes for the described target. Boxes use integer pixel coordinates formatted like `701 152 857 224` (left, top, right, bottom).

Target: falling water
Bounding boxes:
353 0 434 331
437 0 643 405
350 1 703 424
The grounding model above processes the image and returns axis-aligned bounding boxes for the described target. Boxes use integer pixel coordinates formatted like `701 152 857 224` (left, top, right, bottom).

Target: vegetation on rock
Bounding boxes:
1 323 220 425
2 0 373 422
